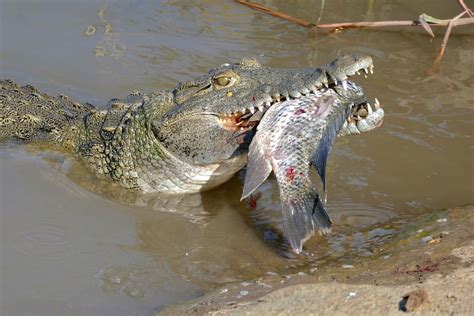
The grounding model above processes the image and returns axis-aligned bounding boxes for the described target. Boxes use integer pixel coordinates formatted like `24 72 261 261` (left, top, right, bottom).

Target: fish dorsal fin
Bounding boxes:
241 137 272 200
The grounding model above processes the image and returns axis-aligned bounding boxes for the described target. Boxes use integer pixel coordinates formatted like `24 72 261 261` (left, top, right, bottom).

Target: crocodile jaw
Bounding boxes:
137 153 247 194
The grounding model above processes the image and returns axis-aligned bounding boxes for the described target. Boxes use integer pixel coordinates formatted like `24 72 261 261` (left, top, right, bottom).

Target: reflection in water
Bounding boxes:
1 0 473 315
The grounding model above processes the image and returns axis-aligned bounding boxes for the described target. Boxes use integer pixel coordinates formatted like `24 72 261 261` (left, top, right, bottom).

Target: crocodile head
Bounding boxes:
153 54 381 186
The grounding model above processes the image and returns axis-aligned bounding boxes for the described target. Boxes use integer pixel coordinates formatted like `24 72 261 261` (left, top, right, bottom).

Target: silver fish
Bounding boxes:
241 89 355 253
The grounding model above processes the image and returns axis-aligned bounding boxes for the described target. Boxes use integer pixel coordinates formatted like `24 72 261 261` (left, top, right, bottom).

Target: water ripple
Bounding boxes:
12 222 72 259
385 130 439 152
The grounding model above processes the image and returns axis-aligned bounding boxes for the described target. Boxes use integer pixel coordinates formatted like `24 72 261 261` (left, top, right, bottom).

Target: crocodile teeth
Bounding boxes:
369 65 374 74
258 105 264 112
356 71 361 75
364 68 369 74
374 97 380 110
289 91 301 98
367 103 373 114
334 79 338 85
342 80 348 90
249 107 255 114
264 102 271 107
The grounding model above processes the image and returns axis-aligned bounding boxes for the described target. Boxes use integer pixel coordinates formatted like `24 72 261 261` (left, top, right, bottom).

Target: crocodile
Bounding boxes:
0 54 384 195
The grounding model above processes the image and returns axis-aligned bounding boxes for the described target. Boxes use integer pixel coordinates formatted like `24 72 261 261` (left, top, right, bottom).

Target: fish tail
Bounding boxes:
281 189 332 254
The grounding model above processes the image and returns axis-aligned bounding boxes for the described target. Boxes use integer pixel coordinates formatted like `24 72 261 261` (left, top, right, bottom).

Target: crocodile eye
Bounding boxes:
215 76 231 86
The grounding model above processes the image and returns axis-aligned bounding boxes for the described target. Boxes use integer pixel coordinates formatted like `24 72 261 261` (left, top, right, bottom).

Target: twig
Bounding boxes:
432 10 467 70
315 17 474 30
234 0 314 27
235 0 474 68
234 0 474 30
316 0 326 25
458 0 474 17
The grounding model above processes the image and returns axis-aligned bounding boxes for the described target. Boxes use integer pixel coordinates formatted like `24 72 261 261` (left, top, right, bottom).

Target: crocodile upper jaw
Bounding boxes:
155 54 376 167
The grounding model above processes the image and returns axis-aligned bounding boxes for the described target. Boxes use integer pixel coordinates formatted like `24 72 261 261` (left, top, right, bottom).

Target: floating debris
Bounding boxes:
94 46 106 57
239 290 249 296
342 264 354 269
84 25 96 36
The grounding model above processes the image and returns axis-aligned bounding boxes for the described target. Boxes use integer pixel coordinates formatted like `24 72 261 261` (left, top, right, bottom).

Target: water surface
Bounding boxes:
1 0 473 315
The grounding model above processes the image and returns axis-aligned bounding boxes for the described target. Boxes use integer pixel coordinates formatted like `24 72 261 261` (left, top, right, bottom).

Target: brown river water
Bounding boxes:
1 0 473 315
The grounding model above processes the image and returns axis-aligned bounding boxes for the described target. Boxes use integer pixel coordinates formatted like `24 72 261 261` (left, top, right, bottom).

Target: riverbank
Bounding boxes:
158 205 473 315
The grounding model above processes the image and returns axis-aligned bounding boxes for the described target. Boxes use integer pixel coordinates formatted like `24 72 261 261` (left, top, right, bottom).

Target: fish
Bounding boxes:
241 89 354 253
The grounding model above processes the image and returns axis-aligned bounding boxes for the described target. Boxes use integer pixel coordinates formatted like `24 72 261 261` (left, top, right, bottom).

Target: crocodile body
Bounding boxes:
0 54 384 194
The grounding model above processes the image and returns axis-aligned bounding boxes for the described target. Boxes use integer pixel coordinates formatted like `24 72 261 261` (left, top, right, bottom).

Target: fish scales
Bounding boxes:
242 90 352 253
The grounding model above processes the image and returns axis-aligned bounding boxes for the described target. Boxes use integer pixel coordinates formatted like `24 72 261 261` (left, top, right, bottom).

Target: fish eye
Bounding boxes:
215 76 231 86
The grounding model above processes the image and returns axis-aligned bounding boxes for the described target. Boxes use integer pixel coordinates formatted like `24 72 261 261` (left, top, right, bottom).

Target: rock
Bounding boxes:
399 289 428 312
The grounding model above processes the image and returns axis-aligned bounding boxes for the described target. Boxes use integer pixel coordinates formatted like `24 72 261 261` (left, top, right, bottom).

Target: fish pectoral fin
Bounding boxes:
310 136 330 196
281 191 332 254
241 149 272 200
310 108 347 196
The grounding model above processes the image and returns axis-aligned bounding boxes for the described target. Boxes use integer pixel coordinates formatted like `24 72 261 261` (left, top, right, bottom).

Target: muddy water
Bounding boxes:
1 0 473 315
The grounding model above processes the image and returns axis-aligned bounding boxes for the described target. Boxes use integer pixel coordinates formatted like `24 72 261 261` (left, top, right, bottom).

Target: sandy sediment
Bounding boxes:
157 205 474 315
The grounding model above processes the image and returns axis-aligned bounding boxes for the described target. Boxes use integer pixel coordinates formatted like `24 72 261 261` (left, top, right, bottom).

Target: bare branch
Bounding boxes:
432 10 468 71
458 0 473 17
315 17 474 30
419 14 435 37
235 0 474 68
